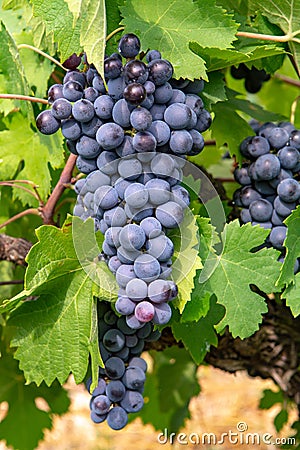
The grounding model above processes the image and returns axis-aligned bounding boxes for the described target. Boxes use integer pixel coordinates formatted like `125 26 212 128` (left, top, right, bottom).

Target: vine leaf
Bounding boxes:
0 112 64 205
139 347 200 433
168 210 202 313
120 0 239 80
31 0 82 61
249 0 300 76
191 220 281 339
0 21 33 119
172 296 225 364
3 217 118 386
277 206 300 288
79 0 106 80
282 273 300 317
0 353 70 450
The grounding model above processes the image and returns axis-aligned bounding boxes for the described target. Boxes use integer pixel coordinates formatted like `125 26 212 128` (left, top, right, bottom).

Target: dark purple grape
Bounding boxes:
62 53 82 70
123 60 148 84
118 33 141 58
123 83 147 105
36 110 60 135
47 84 63 104
148 59 173 86
104 55 123 79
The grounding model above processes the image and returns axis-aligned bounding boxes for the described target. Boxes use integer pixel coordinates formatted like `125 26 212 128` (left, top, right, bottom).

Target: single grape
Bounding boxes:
118 33 141 58
268 127 289 149
247 136 270 158
96 123 124 150
146 49 161 62
132 131 157 152
107 406 128 430
94 95 114 120
274 196 296 217
188 129 205 155
134 253 161 282
129 357 148 372
76 156 97 174
76 136 100 159
170 130 193 154
123 60 148 84
150 154 175 177
145 178 170 205
130 107 152 131
134 301 155 322
148 59 173 86
140 217 162 238
126 278 148 301
120 390 144 413
148 279 173 303
47 83 63 103
63 70 86 88
112 99 132 128
61 118 81 140
51 98 72 120
116 265 136 288
249 199 273 222
118 158 143 180
84 86 99 103
115 295 136 315
108 76 126 101
91 394 111 415
164 103 192 129
150 104 166 121
123 83 147 106
36 110 60 135
104 55 123 79
119 224 146 251
103 206 127 227
90 377 107 396
277 178 300 202
94 185 119 210
277 146 300 170
105 356 126 379
124 183 149 208
146 234 174 262
269 226 287 250
153 302 172 325
81 117 103 138
117 246 141 264
194 109 212 132
106 380 126 403
155 201 184 228
122 366 146 390
72 99 95 122
62 80 84 101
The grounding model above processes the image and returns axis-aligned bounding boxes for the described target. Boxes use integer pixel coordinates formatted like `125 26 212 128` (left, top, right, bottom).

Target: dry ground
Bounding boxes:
1 365 298 450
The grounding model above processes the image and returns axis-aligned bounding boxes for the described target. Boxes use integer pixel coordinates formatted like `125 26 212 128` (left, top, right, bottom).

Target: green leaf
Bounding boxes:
212 100 253 160
191 40 285 73
168 210 202 313
277 206 300 288
211 89 285 161
120 0 239 80
79 0 106 79
31 0 82 61
64 0 83 23
0 353 70 450
259 388 284 409
0 112 64 205
249 0 300 76
201 71 227 109
197 220 281 338
172 296 225 364
274 409 289 433
140 347 200 432
0 21 32 118
3 217 118 386
282 273 300 317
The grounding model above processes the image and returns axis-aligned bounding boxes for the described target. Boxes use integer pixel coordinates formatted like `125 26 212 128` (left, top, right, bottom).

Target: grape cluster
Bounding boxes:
87 301 160 430
234 121 300 269
230 63 270 93
36 33 212 330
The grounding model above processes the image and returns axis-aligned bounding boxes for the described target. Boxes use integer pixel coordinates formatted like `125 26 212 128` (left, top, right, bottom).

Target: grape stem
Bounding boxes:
290 95 300 125
0 181 43 204
275 74 300 88
0 208 40 230
0 93 48 104
0 280 24 286
106 27 125 42
17 44 68 71
41 154 77 225
236 30 300 43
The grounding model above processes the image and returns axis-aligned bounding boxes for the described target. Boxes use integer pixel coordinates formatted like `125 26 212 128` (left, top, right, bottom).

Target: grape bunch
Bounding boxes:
36 33 212 330
233 121 300 269
87 301 160 430
230 63 270 93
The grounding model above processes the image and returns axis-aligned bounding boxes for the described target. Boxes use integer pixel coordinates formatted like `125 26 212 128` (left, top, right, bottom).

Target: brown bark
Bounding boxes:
0 234 32 266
